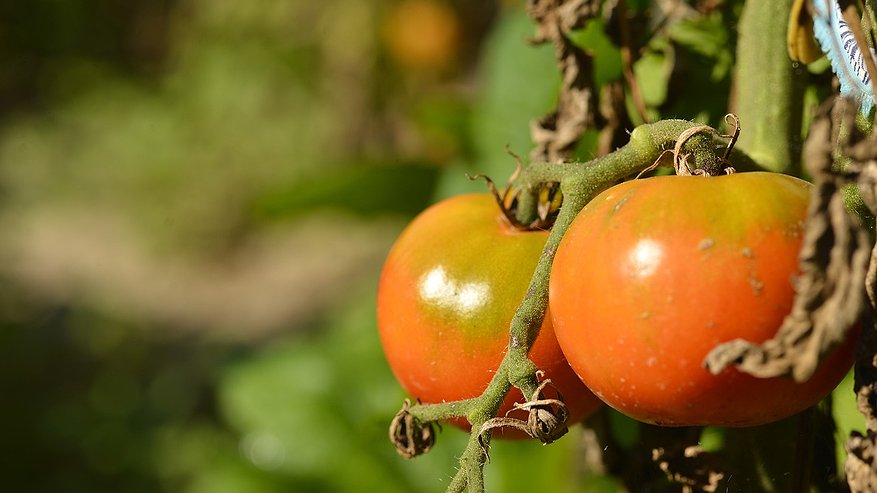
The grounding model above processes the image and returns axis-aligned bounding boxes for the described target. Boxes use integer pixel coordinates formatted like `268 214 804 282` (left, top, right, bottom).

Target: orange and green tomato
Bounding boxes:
377 194 602 436
550 172 856 427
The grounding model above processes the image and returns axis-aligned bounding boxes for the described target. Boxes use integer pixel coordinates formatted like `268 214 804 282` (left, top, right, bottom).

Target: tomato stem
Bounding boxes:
734 0 804 174
401 398 480 423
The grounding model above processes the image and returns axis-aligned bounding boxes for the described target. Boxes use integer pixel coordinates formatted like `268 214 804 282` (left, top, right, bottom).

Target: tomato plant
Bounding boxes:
377 194 602 435
549 172 857 427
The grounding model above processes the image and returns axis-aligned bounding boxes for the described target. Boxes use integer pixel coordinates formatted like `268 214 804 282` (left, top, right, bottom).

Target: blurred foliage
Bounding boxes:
0 0 865 492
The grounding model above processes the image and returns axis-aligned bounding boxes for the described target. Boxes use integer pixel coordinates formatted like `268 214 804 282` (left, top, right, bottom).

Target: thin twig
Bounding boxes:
617 0 650 123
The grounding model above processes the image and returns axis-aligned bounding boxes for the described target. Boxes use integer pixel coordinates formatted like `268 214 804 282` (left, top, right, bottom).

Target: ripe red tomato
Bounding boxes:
377 194 602 436
549 172 857 427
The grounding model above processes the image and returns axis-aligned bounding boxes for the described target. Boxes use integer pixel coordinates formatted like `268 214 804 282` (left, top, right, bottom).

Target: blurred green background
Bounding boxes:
0 1 592 491
0 1 863 492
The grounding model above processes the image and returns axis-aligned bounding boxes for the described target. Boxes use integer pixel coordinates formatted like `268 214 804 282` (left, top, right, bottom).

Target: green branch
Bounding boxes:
734 0 805 174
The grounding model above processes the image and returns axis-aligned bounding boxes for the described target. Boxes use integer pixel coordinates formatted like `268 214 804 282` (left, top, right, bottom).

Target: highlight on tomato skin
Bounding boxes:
549 172 858 428
376 194 603 437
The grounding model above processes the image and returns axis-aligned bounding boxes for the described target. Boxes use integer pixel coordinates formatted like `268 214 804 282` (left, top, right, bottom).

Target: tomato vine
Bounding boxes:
389 119 725 492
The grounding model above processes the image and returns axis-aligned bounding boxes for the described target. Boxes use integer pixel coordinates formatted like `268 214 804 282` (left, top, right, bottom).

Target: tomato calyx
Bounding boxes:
467 168 562 231
641 115 741 178
390 399 438 459
672 124 735 176
476 379 569 459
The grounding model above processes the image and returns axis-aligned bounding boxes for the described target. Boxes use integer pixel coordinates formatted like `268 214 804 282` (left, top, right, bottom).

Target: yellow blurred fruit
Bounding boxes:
382 0 461 72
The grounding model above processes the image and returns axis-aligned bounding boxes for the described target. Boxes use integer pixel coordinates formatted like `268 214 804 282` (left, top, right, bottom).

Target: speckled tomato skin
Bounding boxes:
377 194 602 436
550 173 857 427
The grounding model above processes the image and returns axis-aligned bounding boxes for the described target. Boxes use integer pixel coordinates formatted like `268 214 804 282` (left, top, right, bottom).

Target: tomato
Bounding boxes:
377 194 602 436
549 172 857 427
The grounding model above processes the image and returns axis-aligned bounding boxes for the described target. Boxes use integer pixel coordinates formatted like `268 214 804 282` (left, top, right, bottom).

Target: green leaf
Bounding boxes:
569 19 623 90
633 46 671 108
833 370 865 470
668 12 734 81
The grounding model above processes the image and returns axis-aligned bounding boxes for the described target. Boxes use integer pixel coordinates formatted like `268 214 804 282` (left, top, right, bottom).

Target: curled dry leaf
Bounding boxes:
390 399 437 459
835 95 877 493
847 429 877 493
704 98 870 383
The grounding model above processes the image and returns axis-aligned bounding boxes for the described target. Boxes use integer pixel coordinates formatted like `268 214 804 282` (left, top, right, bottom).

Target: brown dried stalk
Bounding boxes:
527 0 600 163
